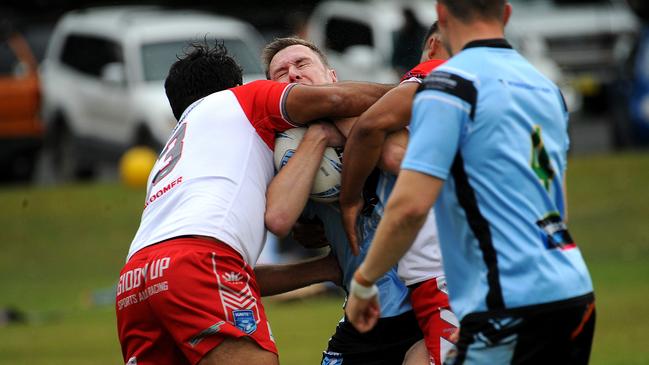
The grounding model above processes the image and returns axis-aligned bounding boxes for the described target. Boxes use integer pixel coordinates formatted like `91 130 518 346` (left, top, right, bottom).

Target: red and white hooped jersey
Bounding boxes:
127 80 298 265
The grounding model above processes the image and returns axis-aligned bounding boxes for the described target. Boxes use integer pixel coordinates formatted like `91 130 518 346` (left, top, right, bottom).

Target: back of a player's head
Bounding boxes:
438 0 507 22
262 37 330 79
165 41 243 120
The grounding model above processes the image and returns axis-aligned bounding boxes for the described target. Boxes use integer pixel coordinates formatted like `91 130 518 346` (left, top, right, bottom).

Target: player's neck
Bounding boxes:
448 21 506 56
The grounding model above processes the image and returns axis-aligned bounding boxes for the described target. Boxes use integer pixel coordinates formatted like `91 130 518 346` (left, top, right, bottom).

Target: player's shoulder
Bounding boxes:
400 59 446 83
228 80 293 112
418 61 477 99
230 79 276 93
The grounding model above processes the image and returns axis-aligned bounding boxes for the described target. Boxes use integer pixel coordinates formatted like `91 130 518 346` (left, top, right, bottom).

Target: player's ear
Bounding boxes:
427 38 437 60
503 3 513 26
329 68 338 83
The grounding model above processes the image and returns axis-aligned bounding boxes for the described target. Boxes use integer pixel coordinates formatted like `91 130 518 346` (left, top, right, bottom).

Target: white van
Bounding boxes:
41 6 266 179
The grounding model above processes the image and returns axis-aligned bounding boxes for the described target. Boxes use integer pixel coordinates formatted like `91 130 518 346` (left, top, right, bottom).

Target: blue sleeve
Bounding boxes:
401 89 466 180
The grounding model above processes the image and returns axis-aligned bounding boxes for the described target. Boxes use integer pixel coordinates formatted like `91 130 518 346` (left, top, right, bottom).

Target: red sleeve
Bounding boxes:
400 59 446 83
230 80 299 150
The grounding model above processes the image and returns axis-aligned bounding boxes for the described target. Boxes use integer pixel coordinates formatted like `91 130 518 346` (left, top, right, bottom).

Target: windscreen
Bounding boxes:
141 38 263 82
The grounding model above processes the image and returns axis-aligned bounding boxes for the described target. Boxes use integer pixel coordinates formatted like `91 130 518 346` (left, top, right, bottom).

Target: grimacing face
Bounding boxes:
268 45 337 85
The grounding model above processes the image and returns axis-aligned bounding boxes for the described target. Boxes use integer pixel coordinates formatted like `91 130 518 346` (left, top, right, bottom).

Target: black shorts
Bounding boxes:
448 293 596 365
321 310 423 365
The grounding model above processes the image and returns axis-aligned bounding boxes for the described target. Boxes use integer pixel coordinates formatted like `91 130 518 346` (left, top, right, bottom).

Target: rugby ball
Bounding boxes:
274 127 342 203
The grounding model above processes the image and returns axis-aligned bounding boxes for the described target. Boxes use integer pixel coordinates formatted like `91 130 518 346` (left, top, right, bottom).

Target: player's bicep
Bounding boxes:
283 84 340 125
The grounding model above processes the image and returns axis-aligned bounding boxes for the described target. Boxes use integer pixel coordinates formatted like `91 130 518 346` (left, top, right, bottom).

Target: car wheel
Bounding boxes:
50 123 94 181
134 125 162 151
11 148 38 182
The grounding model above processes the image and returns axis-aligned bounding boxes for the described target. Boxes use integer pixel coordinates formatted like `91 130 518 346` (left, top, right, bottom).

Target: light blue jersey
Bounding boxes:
402 39 593 321
303 202 412 317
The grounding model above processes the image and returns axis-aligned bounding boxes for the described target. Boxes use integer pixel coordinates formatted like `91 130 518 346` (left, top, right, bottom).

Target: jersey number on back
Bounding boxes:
152 123 187 185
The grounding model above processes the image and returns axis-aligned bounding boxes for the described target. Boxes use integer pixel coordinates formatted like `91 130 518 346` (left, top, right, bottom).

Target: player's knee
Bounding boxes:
402 339 430 365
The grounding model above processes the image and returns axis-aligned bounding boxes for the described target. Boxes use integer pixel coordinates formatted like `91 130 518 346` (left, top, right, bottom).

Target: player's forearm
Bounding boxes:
340 126 385 207
255 252 340 296
285 82 392 124
265 130 327 237
336 82 394 123
335 81 394 109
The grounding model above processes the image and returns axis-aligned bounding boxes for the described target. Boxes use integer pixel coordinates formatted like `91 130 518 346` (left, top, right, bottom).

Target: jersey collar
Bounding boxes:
463 38 512 50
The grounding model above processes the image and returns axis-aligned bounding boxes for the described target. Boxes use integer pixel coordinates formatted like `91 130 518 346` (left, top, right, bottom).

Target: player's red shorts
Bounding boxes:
410 276 458 365
116 236 276 365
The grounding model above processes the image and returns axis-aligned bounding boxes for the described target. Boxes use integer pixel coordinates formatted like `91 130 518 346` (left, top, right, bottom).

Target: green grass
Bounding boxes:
566 152 649 365
0 152 648 364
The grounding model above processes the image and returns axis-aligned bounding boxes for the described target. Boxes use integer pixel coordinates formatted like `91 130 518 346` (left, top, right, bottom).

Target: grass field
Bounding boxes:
0 152 648 364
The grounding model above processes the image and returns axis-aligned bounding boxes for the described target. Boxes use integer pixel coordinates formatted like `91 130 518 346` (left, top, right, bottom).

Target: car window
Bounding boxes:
60 34 123 77
324 17 374 53
0 39 19 75
140 38 263 82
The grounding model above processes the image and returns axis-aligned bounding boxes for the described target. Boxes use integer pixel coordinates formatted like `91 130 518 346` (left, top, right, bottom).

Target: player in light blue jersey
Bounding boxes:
262 37 423 365
346 1 596 364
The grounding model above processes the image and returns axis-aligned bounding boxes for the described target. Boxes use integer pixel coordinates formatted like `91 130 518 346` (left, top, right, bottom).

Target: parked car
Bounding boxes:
506 0 639 113
41 6 266 179
306 0 578 109
307 0 639 112
609 24 649 147
0 27 43 182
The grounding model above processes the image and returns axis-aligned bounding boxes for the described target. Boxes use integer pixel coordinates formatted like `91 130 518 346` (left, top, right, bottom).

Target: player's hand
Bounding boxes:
306 121 346 147
450 327 460 343
340 196 363 256
345 292 380 333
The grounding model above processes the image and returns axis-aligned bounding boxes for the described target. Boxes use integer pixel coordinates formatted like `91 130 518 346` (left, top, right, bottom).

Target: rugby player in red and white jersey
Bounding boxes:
340 23 460 365
115 41 391 365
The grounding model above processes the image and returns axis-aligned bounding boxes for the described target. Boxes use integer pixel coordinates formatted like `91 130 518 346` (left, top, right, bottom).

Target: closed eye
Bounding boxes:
273 71 288 80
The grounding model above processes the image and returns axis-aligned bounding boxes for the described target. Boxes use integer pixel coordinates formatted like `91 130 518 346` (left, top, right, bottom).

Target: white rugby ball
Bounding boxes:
274 127 342 203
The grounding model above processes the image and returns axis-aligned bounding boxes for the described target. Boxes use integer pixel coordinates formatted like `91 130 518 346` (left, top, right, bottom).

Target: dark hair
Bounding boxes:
262 37 330 79
422 21 440 51
165 40 243 120
438 0 506 23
